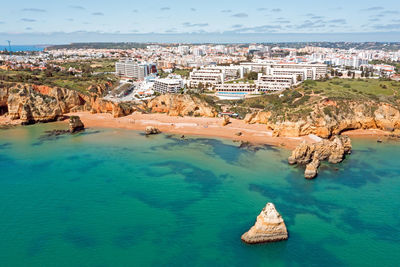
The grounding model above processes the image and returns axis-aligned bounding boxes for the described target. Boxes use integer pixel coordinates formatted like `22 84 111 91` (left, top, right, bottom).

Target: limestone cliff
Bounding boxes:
241 203 288 244
245 101 400 138
147 94 217 117
0 84 9 115
7 85 63 124
1 83 136 124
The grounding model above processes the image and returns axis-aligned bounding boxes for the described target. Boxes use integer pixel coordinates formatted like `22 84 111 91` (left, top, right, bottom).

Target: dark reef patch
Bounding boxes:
62 228 97 248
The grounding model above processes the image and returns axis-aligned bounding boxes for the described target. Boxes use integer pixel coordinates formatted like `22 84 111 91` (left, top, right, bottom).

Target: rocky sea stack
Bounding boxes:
288 135 352 179
69 116 85 133
145 126 161 135
241 203 288 244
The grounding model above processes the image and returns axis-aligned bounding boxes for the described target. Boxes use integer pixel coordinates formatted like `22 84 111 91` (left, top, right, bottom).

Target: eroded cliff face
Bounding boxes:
0 83 138 124
245 101 400 138
0 85 9 115
147 94 217 117
7 85 63 124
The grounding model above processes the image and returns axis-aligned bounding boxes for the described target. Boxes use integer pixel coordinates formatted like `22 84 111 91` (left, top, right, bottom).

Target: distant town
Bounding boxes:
1 42 399 103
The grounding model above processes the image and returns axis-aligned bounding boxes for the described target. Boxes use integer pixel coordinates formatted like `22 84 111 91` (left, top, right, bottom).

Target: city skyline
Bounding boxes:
0 0 400 44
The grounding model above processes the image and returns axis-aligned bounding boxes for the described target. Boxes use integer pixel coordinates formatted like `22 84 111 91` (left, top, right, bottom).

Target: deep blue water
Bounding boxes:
0 123 399 266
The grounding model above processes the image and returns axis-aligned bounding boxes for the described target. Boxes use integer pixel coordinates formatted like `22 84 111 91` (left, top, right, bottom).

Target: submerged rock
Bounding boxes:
145 126 161 135
69 116 85 133
241 203 288 244
288 135 352 179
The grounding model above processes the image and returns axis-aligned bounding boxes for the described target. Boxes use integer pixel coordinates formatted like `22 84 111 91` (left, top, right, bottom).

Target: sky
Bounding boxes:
0 0 400 44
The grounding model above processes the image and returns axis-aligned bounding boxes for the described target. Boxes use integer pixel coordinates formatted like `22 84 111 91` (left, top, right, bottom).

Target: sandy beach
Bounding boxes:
63 112 319 149
1 112 393 148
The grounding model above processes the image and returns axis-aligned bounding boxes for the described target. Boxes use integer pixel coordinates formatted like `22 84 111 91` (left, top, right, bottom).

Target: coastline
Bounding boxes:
62 112 316 150
1 112 394 148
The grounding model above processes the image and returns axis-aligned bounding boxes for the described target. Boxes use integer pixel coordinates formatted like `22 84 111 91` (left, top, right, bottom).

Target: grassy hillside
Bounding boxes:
221 78 400 120
0 68 117 94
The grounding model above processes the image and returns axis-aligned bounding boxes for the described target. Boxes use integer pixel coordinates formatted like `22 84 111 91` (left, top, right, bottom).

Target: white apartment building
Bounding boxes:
240 62 327 79
257 74 296 91
153 78 184 94
265 67 307 81
256 75 297 92
178 45 190 55
204 65 246 80
188 69 225 88
116 60 155 80
215 74 295 98
215 82 256 93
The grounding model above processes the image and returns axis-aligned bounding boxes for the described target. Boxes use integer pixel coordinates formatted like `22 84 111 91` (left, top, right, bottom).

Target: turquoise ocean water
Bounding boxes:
0 123 399 266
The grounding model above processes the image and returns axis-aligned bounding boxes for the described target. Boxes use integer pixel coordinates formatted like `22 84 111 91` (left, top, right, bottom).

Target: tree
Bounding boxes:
198 82 204 90
44 69 53 77
347 71 352 77
246 71 258 80
296 75 302 82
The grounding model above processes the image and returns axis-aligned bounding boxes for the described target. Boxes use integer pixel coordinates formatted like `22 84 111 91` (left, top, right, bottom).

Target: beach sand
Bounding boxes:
63 112 318 149
2 112 394 148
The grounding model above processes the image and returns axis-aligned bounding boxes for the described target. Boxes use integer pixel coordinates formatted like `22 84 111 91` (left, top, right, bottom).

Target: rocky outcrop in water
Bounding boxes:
288 135 352 179
69 116 85 133
147 94 217 117
145 126 161 135
241 203 288 244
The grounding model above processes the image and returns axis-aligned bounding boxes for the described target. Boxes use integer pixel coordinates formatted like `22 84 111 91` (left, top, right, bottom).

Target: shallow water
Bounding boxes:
0 124 399 266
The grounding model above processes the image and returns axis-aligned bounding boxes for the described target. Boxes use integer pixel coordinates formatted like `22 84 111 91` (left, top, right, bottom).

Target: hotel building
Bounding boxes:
188 69 225 88
240 62 328 80
116 60 157 80
153 78 184 94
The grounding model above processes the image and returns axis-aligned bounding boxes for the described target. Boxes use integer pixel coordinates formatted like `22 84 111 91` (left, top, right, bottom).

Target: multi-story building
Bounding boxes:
153 78 184 94
215 82 256 99
115 60 156 80
240 62 328 80
188 69 224 88
204 65 246 80
265 67 307 81
256 74 297 91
